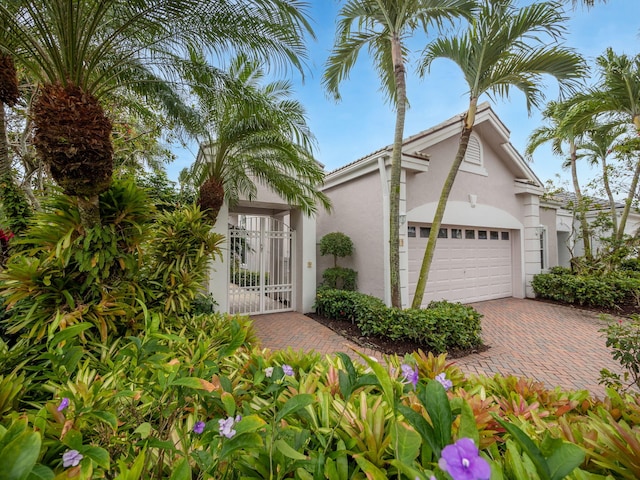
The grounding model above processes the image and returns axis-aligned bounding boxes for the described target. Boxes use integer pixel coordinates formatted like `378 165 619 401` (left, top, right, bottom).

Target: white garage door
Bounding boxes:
408 224 513 306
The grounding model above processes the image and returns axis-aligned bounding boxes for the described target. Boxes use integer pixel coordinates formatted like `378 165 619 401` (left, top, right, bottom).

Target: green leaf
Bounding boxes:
276 394 314 422
493 414 551 480
275 439 307 460
547 442 585 480
169 458 191 480
355 352 396 408
295 467 314 480
234 415 266 435
221 392 236 416
1 431 41 480
90 411 118 429
84 446 110 469
133 423 152 439
170 377 210 390
452 397 480 445
219 432 262 460
423 381 452 452
49 322 93 345
392 422 421 465
353 455 387 480
397 405 439 455
387 459 425 480
25 464 54 480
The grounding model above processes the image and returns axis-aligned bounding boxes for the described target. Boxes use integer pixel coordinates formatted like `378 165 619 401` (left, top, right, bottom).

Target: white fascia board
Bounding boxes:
322 152 428 190
514 181 544 196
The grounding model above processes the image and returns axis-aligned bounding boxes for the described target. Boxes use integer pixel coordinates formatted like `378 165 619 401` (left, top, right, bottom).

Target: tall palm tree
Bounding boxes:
411 0 586 308
579 121 628 236
323 0 475 307
188 55 330 223
527 100 593 260
0 0 312 228
564 48 640 242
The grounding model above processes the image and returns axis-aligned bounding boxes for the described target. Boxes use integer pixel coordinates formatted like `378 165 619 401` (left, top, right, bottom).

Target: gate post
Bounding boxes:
208 203 229 313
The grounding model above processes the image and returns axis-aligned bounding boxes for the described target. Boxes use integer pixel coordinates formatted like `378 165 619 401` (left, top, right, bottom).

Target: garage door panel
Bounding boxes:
408 225 512 306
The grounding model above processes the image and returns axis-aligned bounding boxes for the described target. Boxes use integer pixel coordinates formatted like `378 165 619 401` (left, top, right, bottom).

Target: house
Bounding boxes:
316 103 549 308
208 102 626 315
541 190 640 266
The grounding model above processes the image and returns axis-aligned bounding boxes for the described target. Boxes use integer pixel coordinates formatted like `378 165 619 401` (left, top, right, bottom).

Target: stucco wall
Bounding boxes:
316 170 385 299
540 207 558 269
406 134 523 220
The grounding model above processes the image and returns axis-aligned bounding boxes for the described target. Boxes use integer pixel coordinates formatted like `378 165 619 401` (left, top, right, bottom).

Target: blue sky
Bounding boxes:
168 0 639 189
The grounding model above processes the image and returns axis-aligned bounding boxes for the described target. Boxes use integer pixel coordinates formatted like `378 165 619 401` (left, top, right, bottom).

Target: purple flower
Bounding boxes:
282 364 294 376
264 367 274 378
219 415 241 438
62 449 83 468
401 363 419 389
193 421 205 434
57 397 70 412
438 438 490 480
435 373 453 391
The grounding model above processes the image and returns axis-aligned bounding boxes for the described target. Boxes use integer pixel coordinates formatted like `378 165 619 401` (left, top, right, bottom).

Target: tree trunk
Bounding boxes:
600 156 618 237
0 101 10 178
388 35 407 308
412 99 477 309
77 194 101 230
569 141 592 259
616 156 640 242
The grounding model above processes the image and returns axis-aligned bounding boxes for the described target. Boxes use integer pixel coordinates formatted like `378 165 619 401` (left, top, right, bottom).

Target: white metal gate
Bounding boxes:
228 215 294 315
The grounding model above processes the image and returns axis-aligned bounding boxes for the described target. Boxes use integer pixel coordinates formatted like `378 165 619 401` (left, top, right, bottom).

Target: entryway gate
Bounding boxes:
228 215 294 315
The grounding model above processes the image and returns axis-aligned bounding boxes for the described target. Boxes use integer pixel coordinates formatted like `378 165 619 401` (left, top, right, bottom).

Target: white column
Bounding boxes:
378 156 392 306
522 194 541 298
208 203 229 313
290 209 317 313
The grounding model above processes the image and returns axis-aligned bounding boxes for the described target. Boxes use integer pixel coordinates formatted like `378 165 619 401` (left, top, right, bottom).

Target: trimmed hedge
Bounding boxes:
314 289 483 353
532 270 640 309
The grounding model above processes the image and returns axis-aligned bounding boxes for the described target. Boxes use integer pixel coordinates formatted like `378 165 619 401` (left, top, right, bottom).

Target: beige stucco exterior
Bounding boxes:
317 103 548 307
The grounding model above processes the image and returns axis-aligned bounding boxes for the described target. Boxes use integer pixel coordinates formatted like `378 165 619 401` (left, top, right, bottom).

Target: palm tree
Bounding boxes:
0 0 312 228
527 100 593 260
323 0 475 307
411 0 586 308
188 55 330 223
564 48 640 242
579 121 628 236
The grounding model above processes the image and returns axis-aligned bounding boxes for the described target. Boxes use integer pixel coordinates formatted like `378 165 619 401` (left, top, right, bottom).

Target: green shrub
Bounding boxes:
600 315 640 391
319 231 354 266
314 289 483 352
532 270 640 309
321 266 357 290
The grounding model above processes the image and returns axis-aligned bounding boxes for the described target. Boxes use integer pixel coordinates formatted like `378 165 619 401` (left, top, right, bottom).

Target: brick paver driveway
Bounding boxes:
251 298 623 398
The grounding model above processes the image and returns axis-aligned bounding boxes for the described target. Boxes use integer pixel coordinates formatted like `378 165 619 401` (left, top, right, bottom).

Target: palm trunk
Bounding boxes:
569 140 592 259
616 155 640 242
388 35 406 308
0 101 10 177
412 98 477 309
77 195 101 230
600 156 618 237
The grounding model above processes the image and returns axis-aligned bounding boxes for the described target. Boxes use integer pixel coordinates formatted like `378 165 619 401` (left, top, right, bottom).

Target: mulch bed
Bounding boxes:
305 312 489 358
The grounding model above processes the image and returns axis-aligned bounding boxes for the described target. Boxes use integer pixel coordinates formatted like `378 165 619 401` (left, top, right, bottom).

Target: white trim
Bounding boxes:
378 157 392 306
407 201 523 230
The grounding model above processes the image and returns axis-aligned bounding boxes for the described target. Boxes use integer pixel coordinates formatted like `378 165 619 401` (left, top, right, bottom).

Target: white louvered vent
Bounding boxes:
464 135 482 165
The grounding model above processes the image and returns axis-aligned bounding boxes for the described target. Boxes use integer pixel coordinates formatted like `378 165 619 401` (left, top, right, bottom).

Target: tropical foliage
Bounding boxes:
186 54 329 224
0 0 313 227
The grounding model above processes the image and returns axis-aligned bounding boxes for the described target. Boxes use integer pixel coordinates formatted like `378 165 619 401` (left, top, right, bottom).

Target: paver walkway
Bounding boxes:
251 298 624 399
